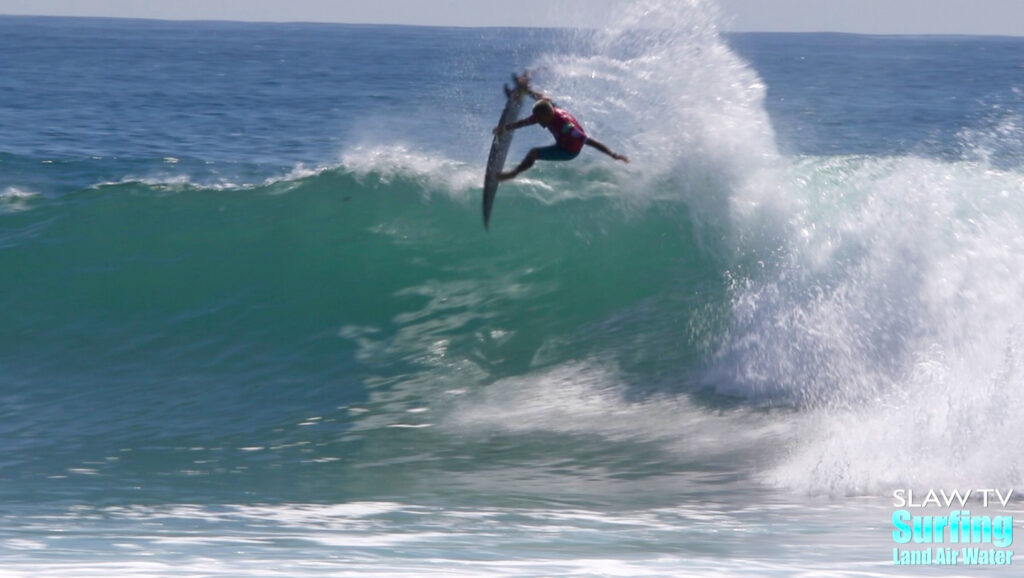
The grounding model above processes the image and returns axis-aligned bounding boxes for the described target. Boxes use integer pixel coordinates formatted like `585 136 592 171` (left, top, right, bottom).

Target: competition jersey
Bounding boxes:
528 108 588 153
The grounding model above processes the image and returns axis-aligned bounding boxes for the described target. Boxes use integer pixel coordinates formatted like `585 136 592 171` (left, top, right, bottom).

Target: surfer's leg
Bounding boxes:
534 145 580 162
499 146 581 181
498 149 540 181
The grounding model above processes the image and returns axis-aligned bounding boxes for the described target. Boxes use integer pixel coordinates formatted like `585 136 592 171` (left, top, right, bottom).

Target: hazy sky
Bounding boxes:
0 0 1022 36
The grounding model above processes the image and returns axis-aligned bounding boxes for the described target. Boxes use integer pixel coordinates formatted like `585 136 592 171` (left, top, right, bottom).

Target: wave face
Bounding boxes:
2 5 1024 567
1 151 739 503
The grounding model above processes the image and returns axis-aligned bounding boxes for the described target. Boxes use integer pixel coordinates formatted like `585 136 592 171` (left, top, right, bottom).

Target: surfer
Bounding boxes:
494 94 629 181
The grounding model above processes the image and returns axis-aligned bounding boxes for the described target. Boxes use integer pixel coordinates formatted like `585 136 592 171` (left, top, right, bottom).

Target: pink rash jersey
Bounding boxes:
528 108 588 153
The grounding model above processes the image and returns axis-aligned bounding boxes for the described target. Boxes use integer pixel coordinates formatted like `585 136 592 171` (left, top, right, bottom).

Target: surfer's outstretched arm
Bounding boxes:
512 73 546 101
525 87 547 101
585 138 630 163
494 117 537 135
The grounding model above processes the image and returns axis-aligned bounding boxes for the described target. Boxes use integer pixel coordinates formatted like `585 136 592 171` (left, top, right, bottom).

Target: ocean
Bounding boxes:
2 2 1023 575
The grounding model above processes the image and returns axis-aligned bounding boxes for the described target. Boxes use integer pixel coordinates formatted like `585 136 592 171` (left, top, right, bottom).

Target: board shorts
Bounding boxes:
534 143 583 162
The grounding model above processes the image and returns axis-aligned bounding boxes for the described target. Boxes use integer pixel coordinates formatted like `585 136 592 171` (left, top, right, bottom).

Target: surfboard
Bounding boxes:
482 75 529 230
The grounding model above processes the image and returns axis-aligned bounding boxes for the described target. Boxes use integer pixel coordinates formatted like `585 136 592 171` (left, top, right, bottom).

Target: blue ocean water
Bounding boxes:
2 2 1024 575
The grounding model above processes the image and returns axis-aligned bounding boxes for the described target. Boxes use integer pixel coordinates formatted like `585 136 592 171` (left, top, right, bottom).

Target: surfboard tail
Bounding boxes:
483 177 496 231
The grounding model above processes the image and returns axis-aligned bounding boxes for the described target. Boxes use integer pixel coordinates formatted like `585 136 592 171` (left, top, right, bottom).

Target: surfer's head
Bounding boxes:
532 99 555 123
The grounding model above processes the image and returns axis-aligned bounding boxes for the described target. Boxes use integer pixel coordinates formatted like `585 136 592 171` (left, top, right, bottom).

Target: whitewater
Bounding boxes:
2 1 1024 575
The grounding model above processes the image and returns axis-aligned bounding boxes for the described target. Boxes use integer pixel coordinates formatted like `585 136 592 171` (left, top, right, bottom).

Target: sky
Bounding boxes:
0 0 1022 36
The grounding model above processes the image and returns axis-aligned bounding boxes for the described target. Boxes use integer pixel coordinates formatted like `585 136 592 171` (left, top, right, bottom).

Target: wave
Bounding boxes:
8 141 1024 502
747 154 1024 494
4 0 1024 501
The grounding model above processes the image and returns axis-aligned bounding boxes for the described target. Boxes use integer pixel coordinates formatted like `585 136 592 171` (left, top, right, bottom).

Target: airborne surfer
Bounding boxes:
493 77 629 181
